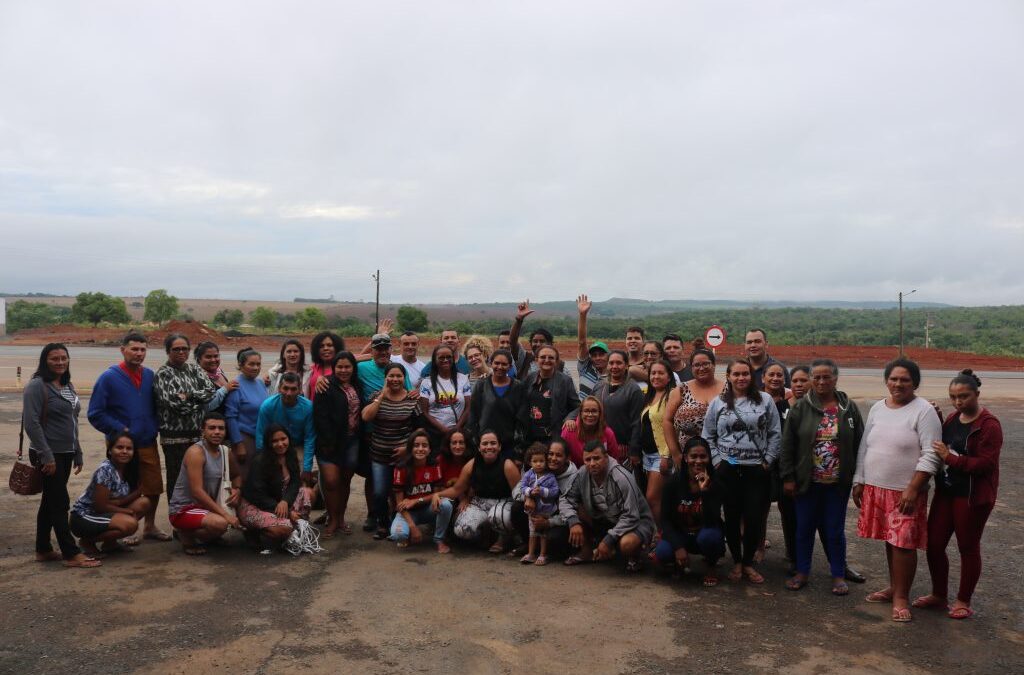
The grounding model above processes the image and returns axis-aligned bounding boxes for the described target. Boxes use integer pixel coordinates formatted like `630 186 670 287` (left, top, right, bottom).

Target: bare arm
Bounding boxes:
576 294 591 361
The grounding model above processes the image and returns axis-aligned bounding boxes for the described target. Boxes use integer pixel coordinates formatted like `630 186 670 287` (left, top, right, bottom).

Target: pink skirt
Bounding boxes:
238 489 312 531
857 484 928 550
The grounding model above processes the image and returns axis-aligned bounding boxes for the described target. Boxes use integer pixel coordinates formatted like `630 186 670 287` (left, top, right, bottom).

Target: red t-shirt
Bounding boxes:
118 362 143 389
439 456 467 488
392 464 443 498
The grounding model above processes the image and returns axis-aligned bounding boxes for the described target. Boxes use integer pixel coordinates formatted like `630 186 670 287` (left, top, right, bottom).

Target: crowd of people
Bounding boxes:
23 296 1003 622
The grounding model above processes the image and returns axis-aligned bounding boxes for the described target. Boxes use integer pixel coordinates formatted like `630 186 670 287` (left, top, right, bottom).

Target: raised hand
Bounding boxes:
516 300 534 322
576 294 591 315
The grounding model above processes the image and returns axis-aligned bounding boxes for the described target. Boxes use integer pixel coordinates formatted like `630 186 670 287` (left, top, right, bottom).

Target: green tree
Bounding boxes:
7 301 70 331
70 292 131 325
213 308 244 327
143 289 179 324
294 307 327 331
396 305 429 332
250 306 278 330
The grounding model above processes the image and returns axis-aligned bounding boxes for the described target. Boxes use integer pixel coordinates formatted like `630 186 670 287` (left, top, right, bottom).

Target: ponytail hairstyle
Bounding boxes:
722 358 763 410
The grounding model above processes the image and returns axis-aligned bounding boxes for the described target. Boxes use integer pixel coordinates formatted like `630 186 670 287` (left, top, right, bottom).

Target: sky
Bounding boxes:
1 1 1022 306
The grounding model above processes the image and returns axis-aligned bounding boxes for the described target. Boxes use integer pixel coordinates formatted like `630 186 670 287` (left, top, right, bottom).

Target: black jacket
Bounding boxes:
467 377 530 457
313 377 361 463
522 370 580 436
242 449 301 512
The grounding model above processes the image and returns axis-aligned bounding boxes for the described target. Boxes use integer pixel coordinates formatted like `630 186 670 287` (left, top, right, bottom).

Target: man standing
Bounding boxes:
88 332 169 541
167 413 241 555
662 334 689 383
559 440 656 571
255 373 316 475
153 333 217 499
745 328 790 390
625 326 645 368
390 331 426 388
575 294 608 400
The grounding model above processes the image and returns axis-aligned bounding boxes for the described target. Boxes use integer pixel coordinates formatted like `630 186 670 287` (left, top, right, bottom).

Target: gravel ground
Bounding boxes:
0 392 1022 674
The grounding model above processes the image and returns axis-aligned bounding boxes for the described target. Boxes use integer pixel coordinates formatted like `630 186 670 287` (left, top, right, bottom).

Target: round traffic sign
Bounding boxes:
704 324 726 348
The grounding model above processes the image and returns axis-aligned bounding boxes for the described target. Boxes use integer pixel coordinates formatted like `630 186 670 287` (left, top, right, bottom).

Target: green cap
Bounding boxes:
588 341 609 354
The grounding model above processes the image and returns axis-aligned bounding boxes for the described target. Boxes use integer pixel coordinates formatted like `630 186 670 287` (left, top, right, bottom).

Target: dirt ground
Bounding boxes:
1 382 1023 674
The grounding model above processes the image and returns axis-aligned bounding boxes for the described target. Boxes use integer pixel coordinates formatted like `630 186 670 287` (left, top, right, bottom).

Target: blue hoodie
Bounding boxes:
88 364 158 447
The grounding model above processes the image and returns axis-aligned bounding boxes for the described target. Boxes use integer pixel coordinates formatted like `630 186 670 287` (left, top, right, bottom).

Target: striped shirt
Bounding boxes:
576 355 606 401
369 397 420 464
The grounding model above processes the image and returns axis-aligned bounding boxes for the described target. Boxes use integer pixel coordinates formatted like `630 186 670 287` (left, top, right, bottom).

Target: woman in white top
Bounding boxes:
852 358 942 622
419 345 472 447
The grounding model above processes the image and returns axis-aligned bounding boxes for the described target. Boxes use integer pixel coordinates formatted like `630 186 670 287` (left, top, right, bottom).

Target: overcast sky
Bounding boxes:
1 1 1021 306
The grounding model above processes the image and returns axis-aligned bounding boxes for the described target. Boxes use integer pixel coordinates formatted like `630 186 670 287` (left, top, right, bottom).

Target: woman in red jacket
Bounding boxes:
914 369 1002 620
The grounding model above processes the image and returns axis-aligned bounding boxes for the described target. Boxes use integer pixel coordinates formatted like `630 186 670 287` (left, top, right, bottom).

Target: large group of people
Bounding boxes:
22 296 1003 622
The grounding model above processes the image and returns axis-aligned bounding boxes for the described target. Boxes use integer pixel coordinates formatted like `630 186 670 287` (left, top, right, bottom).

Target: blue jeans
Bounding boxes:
654 527 725 565
794 482 849 577
390 499 454 544
370 461 393 529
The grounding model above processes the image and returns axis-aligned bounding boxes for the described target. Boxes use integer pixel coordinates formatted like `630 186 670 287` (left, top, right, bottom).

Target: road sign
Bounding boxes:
704 324 726 348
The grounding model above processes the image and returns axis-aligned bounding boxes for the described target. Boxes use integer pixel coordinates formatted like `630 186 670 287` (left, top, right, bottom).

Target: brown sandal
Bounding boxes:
64 556 102 568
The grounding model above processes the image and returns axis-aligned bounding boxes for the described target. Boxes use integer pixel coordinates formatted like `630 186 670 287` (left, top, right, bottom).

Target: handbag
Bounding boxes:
9 413 43 495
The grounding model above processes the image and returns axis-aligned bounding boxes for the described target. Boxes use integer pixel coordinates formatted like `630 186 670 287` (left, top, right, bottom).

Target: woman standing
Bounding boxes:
655 437 726 586
522 345 579 444
312 352 362 537
780 358 864 595
267 339 312 394
788 366 811 405
760 361 794 566
308 331 345 399
467 350 529 462
584 350 643 462
433 430 520 552
702 358 782 584
913 370 1002 620
463 336 494 385
23 344 97 568
419 345 472 447
194 341 236 412
224 348 269 480
852 358 942 622
665 349 723 470
361 362 420 539
560 396 621 466
639 360 677 523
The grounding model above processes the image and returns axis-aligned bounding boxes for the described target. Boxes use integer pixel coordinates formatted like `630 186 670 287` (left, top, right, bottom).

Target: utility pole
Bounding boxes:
899 288 916 356
372 269 381 332
925 313 934 349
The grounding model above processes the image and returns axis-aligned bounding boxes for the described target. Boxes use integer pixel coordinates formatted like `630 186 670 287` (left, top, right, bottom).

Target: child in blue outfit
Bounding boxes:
519 443 559 566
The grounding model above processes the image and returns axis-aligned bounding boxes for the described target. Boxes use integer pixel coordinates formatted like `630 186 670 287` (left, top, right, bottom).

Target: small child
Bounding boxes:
519 443 559 566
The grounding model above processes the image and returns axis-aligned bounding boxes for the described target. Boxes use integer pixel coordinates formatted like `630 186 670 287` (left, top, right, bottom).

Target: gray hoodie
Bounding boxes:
559 456 656 547
23 377 82 465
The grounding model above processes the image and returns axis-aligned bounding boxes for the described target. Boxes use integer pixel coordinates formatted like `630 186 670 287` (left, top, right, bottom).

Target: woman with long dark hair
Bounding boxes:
239 424 310 552
389 430 453 553
24 343 98 568
914 369 1002 620
308 331 345 400
639 360 677 522
312 351 363 537
419 344 472 447
267 338 311 394
702 358 782 584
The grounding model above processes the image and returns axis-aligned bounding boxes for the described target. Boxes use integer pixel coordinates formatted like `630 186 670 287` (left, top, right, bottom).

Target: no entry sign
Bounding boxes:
704 324 726 348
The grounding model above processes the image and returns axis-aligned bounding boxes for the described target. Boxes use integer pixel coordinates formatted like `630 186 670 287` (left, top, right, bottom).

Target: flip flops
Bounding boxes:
63 556 102 568
892 607 913 622
912 595 949 610
563 555 591 566
831 581 850 596
866 589 894 603
786 575 808 591
948 607 974 620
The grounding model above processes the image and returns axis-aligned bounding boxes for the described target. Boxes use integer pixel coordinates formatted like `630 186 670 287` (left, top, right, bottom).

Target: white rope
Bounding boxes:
283 519 324 556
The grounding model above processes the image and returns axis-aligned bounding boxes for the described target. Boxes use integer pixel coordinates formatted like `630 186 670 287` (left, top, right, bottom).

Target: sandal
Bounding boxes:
625 558 643 574
948 607 974 620
396 541 409 549
831 581 850 596
702 573 719 587
436 541 451 554
63 556 102 569
534 555 548 566
339 521 353 535
786 575 808 591
912 595 949 610
119 534 141 546
865 589 894 603
487 539 507 554
520 553 537 564
564 555 591 566
373 528 388 541
891 607 913 623
183 545 207 556
728 566 743 583
743 567 765 584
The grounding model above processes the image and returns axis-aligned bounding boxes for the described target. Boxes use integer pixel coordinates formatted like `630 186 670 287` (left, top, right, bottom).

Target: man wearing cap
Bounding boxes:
358 333 412 403
575 294 609 401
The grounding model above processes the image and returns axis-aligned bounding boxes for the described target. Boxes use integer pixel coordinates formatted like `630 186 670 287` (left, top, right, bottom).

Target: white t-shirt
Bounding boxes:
854 396 942 490
418 372 472 429
390 355 426 388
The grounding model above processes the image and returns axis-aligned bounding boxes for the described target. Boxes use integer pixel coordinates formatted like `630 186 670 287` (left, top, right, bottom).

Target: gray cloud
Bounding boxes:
1 1 1021 305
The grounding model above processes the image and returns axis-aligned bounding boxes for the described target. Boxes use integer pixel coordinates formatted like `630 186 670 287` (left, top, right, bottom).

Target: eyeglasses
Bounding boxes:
692 361 714 369
170 347 190 352
642 351 660 357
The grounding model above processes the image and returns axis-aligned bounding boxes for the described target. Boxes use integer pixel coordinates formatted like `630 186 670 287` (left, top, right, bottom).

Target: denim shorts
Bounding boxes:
642 453 664 473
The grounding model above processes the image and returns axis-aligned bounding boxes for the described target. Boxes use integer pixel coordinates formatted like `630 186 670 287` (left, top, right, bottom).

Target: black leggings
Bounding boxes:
35 453 81 559
717 462 771 566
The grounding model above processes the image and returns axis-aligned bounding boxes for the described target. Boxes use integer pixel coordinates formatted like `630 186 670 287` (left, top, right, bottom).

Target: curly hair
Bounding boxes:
462 334 494 361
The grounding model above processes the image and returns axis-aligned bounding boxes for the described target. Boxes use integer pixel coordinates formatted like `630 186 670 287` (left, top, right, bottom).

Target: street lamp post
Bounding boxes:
899 289 917 356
